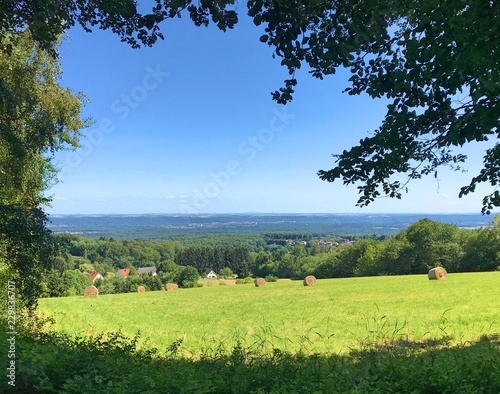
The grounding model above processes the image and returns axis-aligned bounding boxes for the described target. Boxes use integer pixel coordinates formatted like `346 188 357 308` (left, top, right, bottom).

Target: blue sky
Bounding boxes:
47 12 497 215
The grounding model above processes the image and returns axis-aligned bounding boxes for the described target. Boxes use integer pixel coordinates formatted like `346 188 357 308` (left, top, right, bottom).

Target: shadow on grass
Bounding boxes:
3 317 500 394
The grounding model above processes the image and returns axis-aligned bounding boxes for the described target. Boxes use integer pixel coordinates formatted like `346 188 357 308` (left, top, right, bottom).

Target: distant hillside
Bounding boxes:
47 213 492 239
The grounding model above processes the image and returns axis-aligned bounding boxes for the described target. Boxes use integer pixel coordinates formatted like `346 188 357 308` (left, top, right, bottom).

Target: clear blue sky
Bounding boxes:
47 12 497 215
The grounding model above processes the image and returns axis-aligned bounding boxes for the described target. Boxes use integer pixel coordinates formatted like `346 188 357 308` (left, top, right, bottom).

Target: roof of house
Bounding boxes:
90 271 102 281
116 268 131 277
137 266 157 275
205 269 217 275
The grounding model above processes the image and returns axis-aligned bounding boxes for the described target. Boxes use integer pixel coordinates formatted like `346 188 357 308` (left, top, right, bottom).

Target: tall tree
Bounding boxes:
0 31 87 308
398 219 463 274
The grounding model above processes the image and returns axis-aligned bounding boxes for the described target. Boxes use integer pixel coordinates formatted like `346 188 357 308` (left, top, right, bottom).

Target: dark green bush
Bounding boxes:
178 266 200 288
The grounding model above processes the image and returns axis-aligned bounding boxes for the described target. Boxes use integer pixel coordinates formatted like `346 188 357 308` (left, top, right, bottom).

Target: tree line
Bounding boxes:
41 216 500 297
259 217 500 280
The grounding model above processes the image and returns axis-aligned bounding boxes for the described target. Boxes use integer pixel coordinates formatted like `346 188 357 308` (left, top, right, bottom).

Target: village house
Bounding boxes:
312 239 341 247
89 271 104 282
116 268 130 278
285 239 307 246
205 269 217 279
137 266 157 276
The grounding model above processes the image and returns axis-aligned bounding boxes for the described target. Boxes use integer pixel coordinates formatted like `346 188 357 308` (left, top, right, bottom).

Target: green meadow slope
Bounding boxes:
38 272 500 355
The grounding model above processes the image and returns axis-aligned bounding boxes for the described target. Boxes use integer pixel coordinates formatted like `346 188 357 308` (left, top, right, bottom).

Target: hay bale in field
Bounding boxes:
165 283 178 291
428 267 448 280
303 275 317 286
254 277 266 287
137 285 146 293
84 286 99 298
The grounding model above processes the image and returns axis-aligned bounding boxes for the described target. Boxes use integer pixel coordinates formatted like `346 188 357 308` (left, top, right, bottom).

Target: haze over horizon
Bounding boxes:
48 211 489 216
47 15 497 216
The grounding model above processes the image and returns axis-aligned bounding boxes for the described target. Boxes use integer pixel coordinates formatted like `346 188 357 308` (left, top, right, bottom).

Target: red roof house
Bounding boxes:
90 271 104 282
116 268 131 277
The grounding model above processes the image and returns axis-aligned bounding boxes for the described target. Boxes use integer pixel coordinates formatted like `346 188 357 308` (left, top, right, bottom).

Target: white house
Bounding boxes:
205 269 217 279
89 271 104 282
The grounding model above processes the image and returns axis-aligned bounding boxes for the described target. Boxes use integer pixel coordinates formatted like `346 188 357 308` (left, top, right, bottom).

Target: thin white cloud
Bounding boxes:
54 196 67 200
164 195 175 199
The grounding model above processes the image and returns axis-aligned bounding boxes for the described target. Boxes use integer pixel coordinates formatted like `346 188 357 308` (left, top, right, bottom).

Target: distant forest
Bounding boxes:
42 217 500 298
47 213 493 240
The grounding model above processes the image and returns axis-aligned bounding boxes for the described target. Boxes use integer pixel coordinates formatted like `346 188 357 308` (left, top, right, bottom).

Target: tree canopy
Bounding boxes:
0 0 238 54
2 1 498 212
247 0 499 212
0 31 87 308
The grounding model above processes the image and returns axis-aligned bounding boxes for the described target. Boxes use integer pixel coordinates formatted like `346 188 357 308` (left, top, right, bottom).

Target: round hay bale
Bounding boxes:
137 285 146 293
165 283 179 291
84 286 99 298
303 275 317 286
254 277 266 287
428 267 448 280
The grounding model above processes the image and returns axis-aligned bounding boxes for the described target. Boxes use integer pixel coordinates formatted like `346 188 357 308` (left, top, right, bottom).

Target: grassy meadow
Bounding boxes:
38 272 500 356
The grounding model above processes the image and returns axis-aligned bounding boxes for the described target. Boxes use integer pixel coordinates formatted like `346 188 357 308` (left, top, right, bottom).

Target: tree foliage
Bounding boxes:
2 1 499 213
0 31 86 308
401 219 463 273
178 266 200 288
245 0 499 212
0 0 238 55
176 245 250 277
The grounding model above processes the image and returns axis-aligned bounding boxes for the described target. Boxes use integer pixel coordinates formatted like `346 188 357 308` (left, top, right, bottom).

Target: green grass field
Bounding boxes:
38 272 500 356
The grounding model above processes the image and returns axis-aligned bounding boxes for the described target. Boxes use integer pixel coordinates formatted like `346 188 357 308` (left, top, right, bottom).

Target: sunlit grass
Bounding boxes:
38 272 500 356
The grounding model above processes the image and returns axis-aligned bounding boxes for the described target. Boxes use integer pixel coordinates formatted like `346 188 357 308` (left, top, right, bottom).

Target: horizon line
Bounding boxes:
48 212 491 216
